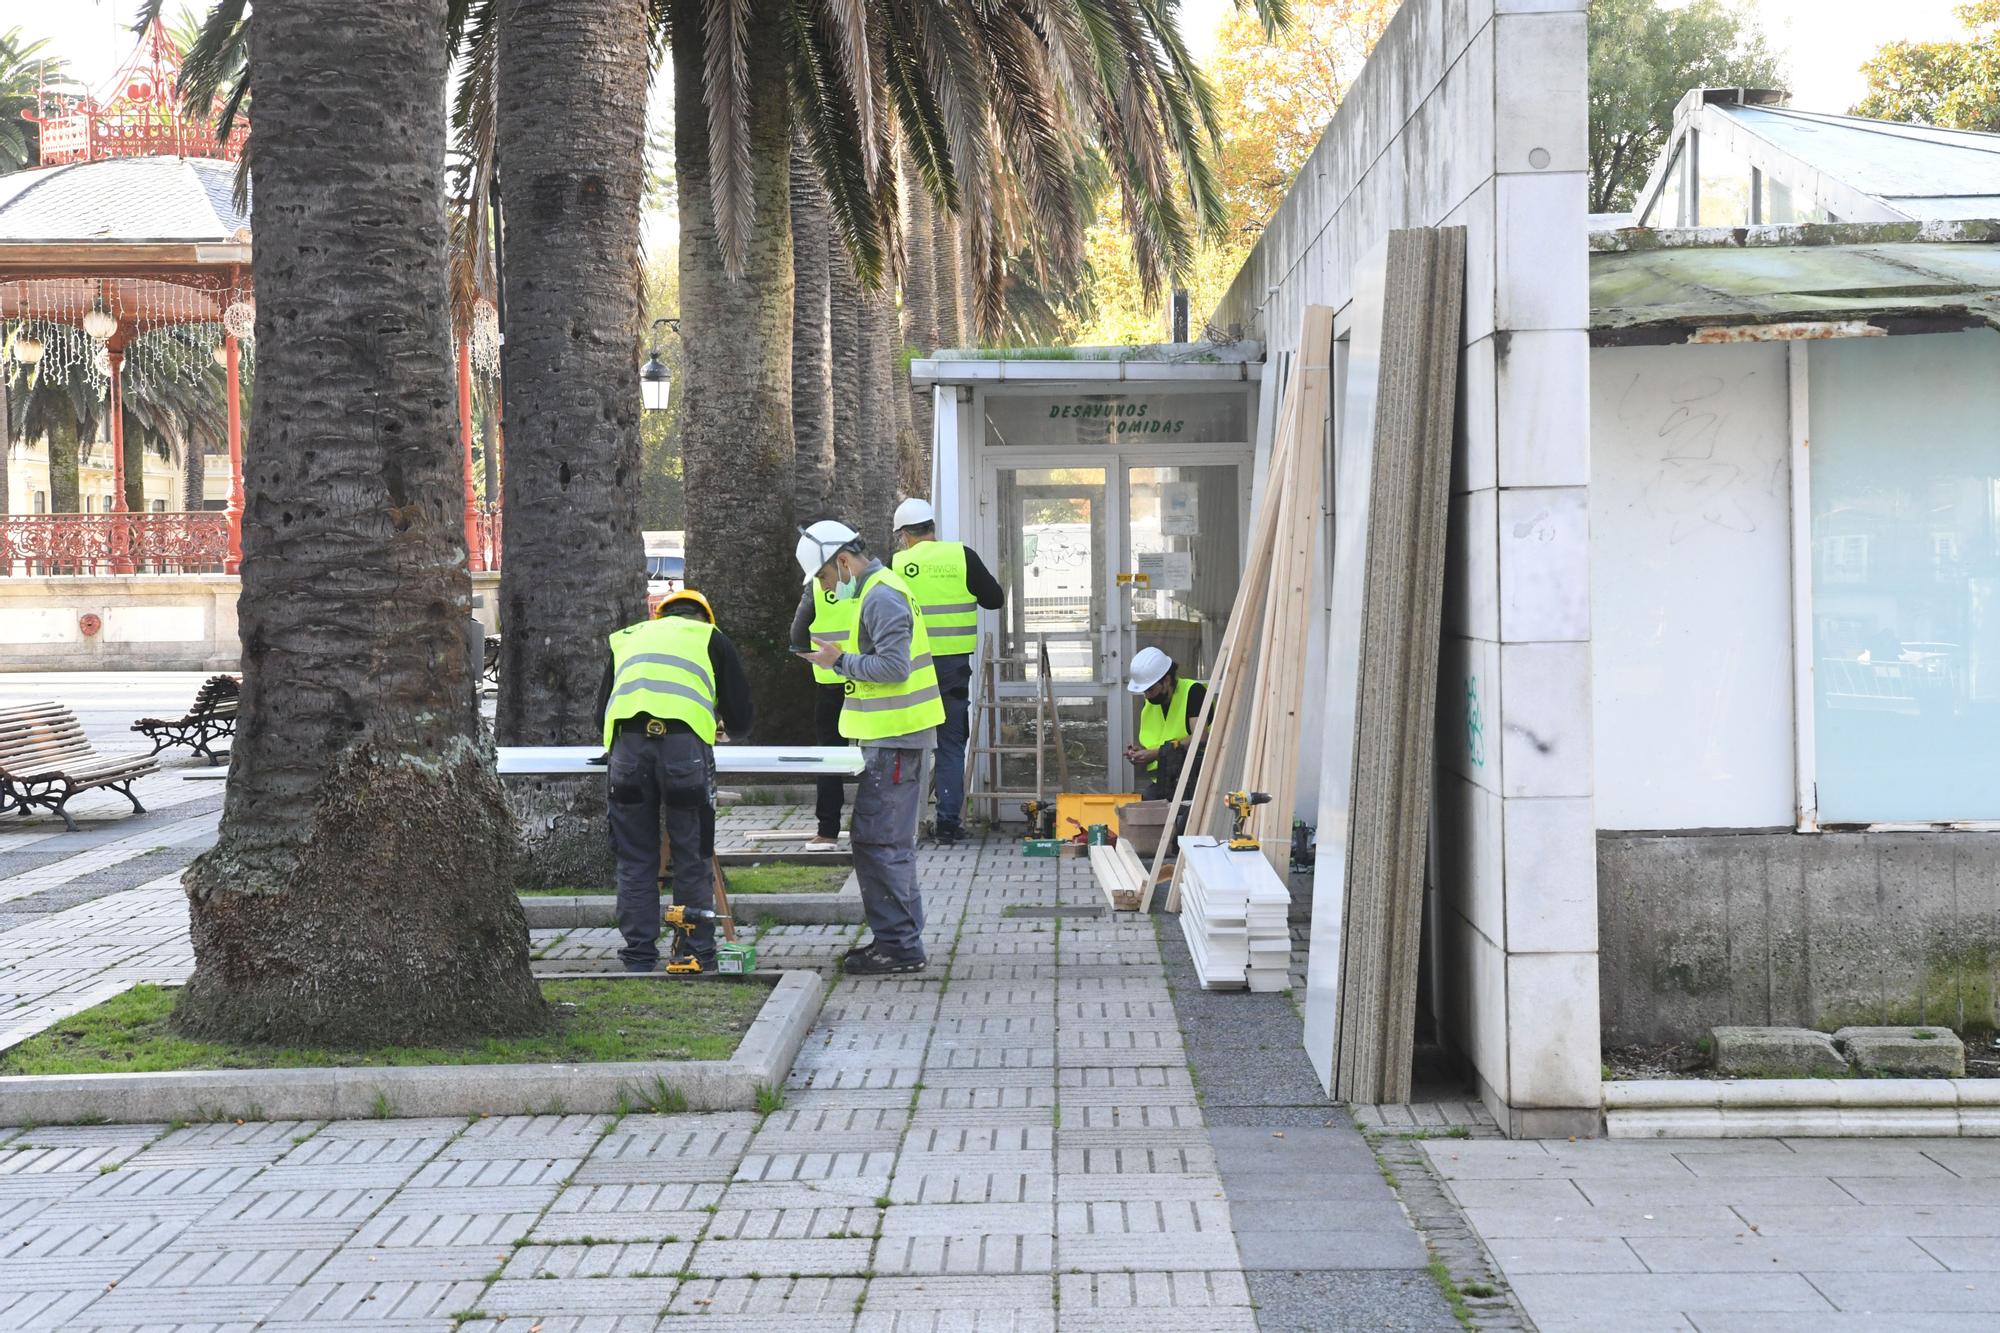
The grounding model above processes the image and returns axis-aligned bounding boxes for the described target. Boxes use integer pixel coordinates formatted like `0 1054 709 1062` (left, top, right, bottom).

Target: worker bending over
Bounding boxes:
598 589 754 973
891 498 1005 844
1124 646 1206 801
796 519 945 975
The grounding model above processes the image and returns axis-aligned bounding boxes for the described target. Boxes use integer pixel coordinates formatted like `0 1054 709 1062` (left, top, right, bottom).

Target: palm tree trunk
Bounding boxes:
933 210 962 350
790 132 834 521
675 0 809 740
479 387 499 503
829 244 864 526
47 414 78 513
121 421 143 512
495 0 650 748
184 437 206 511
900 154 935 498
857 283 896 545
0 377 10 517
176 0 544 1047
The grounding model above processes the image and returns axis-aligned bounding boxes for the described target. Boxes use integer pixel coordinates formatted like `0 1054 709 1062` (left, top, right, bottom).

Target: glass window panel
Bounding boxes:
1809 330 2000 822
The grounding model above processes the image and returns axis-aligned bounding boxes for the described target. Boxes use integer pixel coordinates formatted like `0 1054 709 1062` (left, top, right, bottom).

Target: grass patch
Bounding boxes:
521 861 848 898
0 979 773 1076
1426 1254 1476 1331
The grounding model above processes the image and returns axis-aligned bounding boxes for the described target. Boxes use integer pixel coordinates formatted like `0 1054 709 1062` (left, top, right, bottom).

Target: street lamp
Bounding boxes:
641 316 679 412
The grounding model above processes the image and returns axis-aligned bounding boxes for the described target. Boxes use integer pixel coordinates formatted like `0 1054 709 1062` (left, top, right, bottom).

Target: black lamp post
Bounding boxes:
641 316 680 412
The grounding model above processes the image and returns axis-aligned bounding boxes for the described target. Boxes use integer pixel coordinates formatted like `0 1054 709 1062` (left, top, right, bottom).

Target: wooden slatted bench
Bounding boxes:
131 674 240 764
1 705 158 831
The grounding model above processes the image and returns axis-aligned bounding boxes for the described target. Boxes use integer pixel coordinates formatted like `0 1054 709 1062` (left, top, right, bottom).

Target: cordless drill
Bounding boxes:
1224 790 1271 850
661 904 730 974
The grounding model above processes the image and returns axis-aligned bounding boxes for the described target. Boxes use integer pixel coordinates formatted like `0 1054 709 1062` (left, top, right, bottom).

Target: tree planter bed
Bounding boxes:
519 863 862 928
1605 1077 2000 1138
0 970 821 1125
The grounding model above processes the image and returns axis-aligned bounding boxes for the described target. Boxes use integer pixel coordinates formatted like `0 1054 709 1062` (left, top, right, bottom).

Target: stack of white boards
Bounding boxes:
1177 836 1291 991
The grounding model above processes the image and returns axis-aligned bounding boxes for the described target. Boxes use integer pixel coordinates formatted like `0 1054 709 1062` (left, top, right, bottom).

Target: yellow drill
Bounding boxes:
1224 790 1272 850
661 904 730 974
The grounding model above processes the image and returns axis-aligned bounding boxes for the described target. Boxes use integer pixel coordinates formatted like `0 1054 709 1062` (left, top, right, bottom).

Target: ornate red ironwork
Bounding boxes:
23 21 248 167
0 513 232 576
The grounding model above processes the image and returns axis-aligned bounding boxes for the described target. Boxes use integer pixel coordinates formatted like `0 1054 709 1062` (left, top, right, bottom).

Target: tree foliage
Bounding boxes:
1587 0 1783 215
0 28 56 174
1855 0 2000 131
1065 0 1394 345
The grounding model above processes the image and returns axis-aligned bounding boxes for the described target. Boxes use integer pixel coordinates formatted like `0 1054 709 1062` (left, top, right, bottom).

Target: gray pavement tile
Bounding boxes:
1677 1148 1956 1179
855 1312 1049 1332
703 1204 877 1241
1804 1269 2000 1313
1485 1235 1648 1273
69 1281 298 1323
1464 1203 1748 1239
861 1275 1051 1310
505 1241 693 1278
1732 1204 2000 1237
1508 1272 1836 1315
1533 1316 1695 1333
315 1246 511 1281
481 1276 678 1315
1686 1316 2000 1332
1441 1176 1593 1209
1243 1270 1460 1333
1631 1234 1948 1273
1833 1175 2000 1205
264 1277 491 1322
667 1274 865 1317
688 1237 874 1276
879 1203 1051 1237
0 1287 112 1331
116 1247 334 1288
1232 1225 1429 1271
1569 1175 1861 1208
873 1232 1055 1274
1917 1236 2000 1271
1215 1167 1393 1202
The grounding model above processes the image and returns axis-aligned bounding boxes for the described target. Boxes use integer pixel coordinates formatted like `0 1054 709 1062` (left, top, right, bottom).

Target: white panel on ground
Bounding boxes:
1588 343 1793 829
1303 240 1388 1092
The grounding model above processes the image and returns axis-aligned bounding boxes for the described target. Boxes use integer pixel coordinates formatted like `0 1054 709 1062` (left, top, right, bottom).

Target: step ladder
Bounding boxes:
964 633 1070 827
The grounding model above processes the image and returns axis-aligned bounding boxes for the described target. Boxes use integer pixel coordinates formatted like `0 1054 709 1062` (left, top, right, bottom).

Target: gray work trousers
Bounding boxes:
607 728 716 969
851 746 926 957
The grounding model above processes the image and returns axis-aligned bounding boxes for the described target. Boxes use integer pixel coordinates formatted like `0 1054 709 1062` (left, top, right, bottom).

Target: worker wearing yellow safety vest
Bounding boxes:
597 589 754 973
1124 645 1208 802
795 519 945 976
788 567 862 852
891 498 1006 845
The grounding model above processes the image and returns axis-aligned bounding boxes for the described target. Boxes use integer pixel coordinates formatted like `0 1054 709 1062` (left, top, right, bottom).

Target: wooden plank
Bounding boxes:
1089 844 1141 912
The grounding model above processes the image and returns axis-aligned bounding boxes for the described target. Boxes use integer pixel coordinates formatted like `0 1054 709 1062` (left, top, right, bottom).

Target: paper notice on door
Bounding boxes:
1160 483 1200 535
1135 551 1193 591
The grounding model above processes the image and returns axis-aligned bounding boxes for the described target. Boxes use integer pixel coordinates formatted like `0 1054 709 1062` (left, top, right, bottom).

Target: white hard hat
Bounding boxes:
795 519 861 583
1127 646 1174 694
893 497 935 531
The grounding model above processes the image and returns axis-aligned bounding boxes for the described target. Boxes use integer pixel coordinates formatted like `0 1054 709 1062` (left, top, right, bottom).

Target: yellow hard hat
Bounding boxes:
656 588 715 623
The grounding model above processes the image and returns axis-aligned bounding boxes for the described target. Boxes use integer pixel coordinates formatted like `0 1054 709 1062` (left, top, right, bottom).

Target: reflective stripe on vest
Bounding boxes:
897 540 978 657
807 586 862 685
603 616 719 747
1137 676 1203 773
839 569 948 741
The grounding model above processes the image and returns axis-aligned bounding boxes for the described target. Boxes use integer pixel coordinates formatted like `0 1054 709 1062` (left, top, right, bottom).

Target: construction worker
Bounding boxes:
790 520 864 852
1124 646 1207 801
795 519 945 975
598 588 754 973
891 498 1005 844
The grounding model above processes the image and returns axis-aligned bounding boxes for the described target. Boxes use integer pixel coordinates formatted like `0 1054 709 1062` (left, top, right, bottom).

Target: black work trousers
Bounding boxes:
607 728 716 969
814 682 848 838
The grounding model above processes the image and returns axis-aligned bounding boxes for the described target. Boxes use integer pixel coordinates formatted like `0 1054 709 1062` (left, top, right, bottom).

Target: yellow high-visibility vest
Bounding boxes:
602 616 718 747
807 586 862 685
839 568 947 741
897 539 978 657
1137 676 1203 772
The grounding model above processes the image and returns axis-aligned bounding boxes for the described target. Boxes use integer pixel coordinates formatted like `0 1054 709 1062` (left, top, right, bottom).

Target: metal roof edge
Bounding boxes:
1589 219 2000 253
910 357 1260 386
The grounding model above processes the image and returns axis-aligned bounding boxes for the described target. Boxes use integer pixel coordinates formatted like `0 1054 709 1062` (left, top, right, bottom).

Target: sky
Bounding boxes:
15 0 1981 117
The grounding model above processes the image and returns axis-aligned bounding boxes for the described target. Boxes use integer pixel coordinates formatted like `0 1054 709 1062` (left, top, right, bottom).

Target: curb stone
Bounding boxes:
520 877 863 928
0 969 823 1125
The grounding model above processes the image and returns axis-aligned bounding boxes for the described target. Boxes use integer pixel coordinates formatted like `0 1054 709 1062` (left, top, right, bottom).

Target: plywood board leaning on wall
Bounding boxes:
1311 227 1467 1104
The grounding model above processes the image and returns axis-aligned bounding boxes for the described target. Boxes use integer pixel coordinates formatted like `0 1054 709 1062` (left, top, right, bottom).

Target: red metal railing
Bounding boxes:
0 511 505 576
0 513 231 576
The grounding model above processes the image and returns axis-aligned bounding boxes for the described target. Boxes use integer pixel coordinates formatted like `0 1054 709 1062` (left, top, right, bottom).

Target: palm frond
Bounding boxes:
878 3 958 210
702 0 755 276
788 0 886 283
819 0 879 186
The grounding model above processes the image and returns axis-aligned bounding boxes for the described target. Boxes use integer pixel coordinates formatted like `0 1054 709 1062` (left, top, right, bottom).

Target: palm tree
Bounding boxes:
173 0 545 1046
489 0 651 751
0 29 61 516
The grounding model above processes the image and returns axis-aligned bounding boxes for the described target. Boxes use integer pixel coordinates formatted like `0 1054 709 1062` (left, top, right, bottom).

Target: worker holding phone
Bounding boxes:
793 519 944 976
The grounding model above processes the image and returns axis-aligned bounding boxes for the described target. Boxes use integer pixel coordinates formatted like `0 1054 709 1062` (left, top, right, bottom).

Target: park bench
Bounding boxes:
131 674 240 764
0 704 158 831
483 635 501 685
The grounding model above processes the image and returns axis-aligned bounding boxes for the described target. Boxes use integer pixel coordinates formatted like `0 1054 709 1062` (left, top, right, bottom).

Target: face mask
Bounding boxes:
834 573 861 601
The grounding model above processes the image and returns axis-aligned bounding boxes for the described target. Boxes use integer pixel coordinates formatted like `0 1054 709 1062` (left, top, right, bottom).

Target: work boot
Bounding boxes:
843 944 927 976
933 823 962 847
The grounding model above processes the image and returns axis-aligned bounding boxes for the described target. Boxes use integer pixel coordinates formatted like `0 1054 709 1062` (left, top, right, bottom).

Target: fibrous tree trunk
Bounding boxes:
47 414 79 513
901 157 936 497
183 437 206 511
790 132 835 522
177 0 544 1046
0 377 11 516
933 210 962 350
495 0 650 748
828 242 864 527
121 424 144 513
676 0 808 740
857 283 897 545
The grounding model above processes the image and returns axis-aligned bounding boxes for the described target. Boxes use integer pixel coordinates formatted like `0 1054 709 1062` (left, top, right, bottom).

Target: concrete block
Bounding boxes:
1498 486 1590 642
1835 1026 1967 1078
1710 1027 1846 1078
